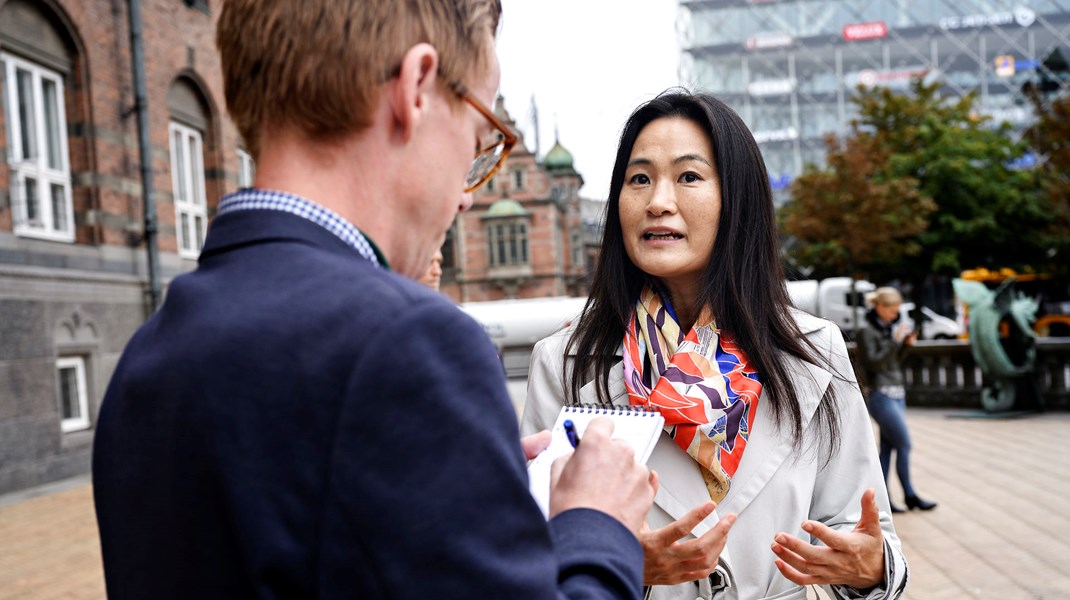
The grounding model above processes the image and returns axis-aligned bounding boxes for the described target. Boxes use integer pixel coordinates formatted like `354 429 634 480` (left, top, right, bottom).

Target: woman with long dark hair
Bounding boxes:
521 90 908 599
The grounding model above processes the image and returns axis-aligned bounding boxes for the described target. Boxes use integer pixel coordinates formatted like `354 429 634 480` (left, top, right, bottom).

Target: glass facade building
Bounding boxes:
677 0 1070 202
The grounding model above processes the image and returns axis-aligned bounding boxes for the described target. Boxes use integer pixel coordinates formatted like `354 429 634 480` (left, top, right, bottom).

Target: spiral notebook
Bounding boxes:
528 404 665 518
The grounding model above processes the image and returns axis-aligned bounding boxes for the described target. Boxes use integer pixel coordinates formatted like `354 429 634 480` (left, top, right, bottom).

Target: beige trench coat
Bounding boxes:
520 310 908 600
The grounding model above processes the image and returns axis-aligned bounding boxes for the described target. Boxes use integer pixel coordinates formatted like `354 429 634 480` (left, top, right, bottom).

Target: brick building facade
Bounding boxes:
439 96 598 303
0 0 240 494
0 0 604 495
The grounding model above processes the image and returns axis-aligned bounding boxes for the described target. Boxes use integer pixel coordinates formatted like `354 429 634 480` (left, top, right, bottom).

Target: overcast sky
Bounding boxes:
496 0 681 199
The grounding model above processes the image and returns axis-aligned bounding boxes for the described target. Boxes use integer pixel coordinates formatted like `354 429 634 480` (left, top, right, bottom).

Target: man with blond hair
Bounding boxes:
92 1 654 598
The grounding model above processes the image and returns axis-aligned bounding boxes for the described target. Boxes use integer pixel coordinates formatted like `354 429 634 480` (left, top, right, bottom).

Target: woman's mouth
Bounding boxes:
643 231 684 240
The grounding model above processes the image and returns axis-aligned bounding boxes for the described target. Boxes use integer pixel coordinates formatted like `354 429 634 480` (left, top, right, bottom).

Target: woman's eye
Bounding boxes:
629 173 650 185
680 172 701 183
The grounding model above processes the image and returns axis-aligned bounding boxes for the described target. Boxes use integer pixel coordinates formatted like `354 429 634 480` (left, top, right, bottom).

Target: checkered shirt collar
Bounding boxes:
217 188 382 268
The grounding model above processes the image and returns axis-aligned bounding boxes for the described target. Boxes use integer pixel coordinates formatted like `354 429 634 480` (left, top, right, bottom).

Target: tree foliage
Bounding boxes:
861 79 1046 276
781 77 1054 282
781 133 934 277
1024 86 1070 275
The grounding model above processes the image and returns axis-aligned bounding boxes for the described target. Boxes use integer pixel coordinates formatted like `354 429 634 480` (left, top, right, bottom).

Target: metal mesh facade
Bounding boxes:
678 0 1070 202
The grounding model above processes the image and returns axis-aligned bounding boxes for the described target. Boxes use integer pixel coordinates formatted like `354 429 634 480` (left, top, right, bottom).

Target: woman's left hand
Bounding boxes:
769 488 885 590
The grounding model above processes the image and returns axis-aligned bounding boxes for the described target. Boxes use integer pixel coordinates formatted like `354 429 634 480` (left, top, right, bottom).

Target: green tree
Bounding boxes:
857 79 1046 277
782 77 1051 283
780 133 934 279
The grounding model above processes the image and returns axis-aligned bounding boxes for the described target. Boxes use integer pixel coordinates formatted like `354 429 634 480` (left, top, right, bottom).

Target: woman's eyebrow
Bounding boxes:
673 153 711 166
626 154 711 168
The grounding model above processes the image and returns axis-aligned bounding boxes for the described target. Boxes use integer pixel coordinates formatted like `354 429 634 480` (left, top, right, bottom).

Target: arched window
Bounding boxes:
168 77 212 258
0 0 76 242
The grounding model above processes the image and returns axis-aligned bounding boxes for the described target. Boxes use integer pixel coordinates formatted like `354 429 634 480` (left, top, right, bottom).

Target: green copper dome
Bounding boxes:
543 140 575 171
482 198 531 219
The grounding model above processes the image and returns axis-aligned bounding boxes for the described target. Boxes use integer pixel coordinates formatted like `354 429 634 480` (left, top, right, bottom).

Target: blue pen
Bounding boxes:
563 419 581 449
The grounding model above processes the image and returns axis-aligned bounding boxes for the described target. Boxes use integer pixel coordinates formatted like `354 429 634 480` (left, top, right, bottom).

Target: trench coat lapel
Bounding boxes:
578 365 628 406
718 316 831 516
714 348 830 516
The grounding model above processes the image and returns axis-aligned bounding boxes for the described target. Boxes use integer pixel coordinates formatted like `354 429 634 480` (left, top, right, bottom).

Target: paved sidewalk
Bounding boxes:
0 476 104 600
886 409 1070 599
1 408 1068 599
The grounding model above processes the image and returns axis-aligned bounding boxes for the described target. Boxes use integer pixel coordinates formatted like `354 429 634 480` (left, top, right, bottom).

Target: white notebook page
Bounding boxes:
527 404 664 518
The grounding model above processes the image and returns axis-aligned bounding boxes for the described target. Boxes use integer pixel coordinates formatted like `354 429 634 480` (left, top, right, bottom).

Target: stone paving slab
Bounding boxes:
0 408 1068 599
890 409 1070 599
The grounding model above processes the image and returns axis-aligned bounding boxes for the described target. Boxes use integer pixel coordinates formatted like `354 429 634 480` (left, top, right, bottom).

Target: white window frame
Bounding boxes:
487 218 530 267
237 148 255 188
56 356 89 432
512 168 524 191
2 52 74 242
571 229 583 269
169 121 208 259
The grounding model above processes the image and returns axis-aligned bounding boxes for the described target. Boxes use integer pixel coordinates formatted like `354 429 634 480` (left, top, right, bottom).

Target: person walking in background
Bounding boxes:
522 89 907 599
858 287 937 513
419 248 445 291
91 1 656 597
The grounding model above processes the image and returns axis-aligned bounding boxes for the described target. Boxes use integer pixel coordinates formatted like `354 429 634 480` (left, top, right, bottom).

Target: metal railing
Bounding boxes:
848 339 1070 411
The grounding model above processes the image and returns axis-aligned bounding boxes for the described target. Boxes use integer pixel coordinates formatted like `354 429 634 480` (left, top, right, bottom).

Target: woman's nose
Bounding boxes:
646 181 677 216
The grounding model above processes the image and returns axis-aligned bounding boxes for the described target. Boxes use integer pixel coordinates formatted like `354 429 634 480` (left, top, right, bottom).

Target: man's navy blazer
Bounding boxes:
93 208 642 598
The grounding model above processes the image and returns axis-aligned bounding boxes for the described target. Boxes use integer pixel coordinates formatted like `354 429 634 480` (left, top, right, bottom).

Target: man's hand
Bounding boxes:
770 488 886 590
641 501 735 585
547 417 657 536
520 431 551 460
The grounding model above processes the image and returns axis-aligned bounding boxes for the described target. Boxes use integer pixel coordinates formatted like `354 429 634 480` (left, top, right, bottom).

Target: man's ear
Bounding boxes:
388 43 440 143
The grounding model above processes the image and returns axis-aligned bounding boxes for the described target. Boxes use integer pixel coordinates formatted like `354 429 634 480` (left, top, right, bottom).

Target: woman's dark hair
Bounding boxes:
566 88 839 449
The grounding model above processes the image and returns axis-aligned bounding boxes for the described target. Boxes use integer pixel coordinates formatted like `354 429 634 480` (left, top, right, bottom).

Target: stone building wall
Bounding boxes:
0 0 239 494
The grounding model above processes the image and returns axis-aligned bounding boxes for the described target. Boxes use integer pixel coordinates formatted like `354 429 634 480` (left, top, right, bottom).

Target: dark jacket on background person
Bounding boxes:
856 309 908 389
92 208 642 599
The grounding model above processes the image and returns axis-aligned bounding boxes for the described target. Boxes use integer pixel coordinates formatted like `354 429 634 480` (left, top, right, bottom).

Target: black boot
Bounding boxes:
889 502 906 514
905 495 937 511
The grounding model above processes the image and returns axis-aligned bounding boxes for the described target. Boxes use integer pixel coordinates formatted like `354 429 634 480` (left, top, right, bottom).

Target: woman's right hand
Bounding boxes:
893 322 912 343
640 501 736 585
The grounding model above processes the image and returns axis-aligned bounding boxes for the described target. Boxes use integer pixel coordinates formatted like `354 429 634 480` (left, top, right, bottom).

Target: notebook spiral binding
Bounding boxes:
563 403 660 416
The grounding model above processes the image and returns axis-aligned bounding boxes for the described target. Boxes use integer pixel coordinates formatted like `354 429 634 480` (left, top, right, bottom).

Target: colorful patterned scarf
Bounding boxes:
622 284 763 502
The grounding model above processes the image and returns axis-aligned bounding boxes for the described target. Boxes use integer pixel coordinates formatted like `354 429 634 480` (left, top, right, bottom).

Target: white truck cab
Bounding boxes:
786 277 874 336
